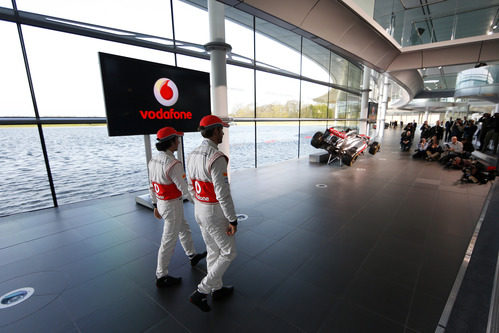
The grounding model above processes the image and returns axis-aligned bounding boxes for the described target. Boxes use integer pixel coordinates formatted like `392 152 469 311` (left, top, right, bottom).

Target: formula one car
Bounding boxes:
311 127 380 166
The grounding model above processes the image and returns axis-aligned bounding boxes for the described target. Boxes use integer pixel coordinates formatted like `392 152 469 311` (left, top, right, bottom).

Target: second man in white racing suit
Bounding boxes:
186 115 238 312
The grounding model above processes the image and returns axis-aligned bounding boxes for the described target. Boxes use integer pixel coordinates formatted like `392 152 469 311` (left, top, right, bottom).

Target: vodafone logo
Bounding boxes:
153 78 179 106
139 77 192 120
195 181 201 194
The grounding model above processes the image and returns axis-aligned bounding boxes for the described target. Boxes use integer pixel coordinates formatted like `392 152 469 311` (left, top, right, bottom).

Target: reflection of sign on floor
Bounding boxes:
356 168 366 171
378 158 387 160
0 287 35 309
315 184 328 188
236 214 248 221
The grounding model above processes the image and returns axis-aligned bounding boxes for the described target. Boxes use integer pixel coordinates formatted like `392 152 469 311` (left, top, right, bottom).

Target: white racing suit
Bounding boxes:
148 150 195 279
186 139 237 294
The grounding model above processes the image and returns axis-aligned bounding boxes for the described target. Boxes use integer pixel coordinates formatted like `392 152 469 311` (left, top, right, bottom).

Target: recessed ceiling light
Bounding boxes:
493 25 498 30
438 66 442 69
424 79 439 83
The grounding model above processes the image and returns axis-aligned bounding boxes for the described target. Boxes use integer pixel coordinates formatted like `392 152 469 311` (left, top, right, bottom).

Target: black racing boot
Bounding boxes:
189 290 211 312
156 275 181 288
212 286 234 301
189 251 207 267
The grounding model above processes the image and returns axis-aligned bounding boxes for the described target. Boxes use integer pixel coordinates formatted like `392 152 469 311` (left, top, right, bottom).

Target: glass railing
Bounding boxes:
374 5 499 47
455 65 499 89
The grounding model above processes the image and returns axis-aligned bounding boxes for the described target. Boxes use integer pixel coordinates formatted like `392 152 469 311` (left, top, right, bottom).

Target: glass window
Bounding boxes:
346 94 361 130
172 0 209 45
0 0 11 8
255 18 301 75
227 65 255 169
0 21 34 117
225 7 254 61
255 57 300 166
256 71 300 118
42 126 150 206
348 64 362 90
175 56 209 162
301 39 330 83
299 121 328 159
21 26 175 117
0 126 53 216
327 88 340 119
228 65 254 119
176 54 210 73
257 121 298 167
229 121 255 170
16 0 174 39
334 91 348 129
330 53 349 87
300 81 329 119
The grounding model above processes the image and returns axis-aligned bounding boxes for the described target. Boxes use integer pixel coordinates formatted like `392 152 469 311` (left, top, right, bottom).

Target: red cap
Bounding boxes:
199 115 229 129
156 127 183 142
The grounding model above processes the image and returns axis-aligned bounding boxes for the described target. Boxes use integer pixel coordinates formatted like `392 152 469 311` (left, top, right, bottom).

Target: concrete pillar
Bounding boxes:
424 107 429 122
360 66 370 134
495 104 499 113
206 0 231 158
376 75 389 139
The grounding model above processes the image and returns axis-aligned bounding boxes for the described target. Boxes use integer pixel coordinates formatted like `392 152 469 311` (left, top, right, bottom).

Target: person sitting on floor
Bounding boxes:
413 138 428 159
440 136 463 165
426 139 443 161
401 130 412 151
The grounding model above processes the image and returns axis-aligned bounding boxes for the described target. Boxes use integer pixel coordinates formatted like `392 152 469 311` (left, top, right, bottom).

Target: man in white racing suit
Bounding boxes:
148 126 207 288
186 115 238 312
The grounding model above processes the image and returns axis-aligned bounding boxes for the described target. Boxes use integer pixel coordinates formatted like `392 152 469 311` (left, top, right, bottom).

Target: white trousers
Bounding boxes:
156 198 196 279
194 203 237 294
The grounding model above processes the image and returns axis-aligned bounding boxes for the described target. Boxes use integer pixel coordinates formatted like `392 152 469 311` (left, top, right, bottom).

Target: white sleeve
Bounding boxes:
147 161 157 205
168 163 193 203
211 156 237 222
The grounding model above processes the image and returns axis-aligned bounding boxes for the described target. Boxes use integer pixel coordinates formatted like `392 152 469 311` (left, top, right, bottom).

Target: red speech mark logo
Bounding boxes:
153 78 179 106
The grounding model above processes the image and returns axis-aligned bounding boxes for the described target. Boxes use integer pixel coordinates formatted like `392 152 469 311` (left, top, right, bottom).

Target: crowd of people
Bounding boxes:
400 114 499 155
399 113 498 182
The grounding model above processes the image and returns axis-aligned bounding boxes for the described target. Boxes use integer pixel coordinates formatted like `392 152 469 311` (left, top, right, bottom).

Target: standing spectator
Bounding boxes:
429 120 444 143
404 123 415 139
444 117 453 141
451 118 464 140
463 116 469 126
481 113 499 154
478 113 492 149
420 121 431 140
463 119 477 140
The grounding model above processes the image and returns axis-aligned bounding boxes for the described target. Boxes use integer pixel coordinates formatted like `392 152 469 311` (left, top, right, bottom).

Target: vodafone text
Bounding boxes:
139 108 192 120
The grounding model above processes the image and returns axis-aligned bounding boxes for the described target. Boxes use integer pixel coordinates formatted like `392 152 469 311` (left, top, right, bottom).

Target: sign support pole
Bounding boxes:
136 134 154 209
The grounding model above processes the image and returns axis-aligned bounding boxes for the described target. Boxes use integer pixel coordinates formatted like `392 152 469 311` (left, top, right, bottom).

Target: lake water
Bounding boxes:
0 123 341 217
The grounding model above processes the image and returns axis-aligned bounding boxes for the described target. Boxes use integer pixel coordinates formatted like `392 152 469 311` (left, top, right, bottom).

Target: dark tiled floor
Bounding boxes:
0 129 493 332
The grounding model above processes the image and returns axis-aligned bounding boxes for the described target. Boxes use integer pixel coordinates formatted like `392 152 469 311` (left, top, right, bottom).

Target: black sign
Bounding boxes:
99 52 211 136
